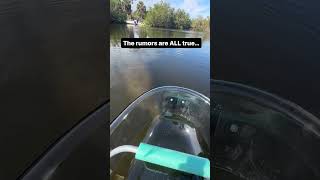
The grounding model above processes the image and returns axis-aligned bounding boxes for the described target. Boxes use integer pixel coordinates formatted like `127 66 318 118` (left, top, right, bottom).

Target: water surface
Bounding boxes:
110 24 210 120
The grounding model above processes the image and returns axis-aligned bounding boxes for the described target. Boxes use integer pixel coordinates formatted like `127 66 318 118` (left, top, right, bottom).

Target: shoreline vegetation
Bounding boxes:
111 0 210 32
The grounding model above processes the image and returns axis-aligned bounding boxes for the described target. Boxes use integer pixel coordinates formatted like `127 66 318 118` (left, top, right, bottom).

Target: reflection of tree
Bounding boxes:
186 31 210 42
110 25 134 46
110 25 210 47
138 27 189 38
202 32 210 42
138 27 210 41
138 27 148 38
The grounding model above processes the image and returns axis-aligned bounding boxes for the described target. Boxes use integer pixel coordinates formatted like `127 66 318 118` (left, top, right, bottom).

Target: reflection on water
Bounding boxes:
110 24 210 120
110 25 210 46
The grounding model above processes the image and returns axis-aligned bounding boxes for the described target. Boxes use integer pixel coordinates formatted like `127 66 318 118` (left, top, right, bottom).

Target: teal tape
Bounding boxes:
135 143 210 178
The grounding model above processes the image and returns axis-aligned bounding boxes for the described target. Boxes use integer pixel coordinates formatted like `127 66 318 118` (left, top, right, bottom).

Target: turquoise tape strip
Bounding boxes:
135 143 210 178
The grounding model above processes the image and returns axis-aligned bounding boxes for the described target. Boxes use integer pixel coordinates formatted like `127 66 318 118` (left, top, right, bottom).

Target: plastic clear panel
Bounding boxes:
110 86 210 180
212 80 320 180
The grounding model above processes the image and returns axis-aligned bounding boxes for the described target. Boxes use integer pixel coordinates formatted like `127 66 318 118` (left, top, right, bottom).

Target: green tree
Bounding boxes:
111 0 126 23
134 1 146 20
191 16 210 32
174 9 191 29
110 0 132 23
144 2 175 28
122 0 132 15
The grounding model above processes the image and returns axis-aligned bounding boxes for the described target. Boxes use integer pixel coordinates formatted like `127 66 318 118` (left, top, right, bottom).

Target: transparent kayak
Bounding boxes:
212 80 320 180
110 86 210 180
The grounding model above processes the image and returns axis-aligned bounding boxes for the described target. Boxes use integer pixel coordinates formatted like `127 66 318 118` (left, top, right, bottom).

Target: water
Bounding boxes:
213 0 320 118
110 24 210 120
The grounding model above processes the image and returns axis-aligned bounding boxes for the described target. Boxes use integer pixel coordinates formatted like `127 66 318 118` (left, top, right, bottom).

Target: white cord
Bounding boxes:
110 145 138 158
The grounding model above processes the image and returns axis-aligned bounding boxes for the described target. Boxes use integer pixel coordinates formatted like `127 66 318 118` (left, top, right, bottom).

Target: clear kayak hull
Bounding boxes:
110 86 210 180
212 80 320 180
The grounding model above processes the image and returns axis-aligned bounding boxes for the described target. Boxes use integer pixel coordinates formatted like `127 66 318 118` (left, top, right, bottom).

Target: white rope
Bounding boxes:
110 145 138 158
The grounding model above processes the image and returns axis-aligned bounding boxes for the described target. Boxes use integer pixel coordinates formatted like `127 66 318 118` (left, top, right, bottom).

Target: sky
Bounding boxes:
132 0 210 19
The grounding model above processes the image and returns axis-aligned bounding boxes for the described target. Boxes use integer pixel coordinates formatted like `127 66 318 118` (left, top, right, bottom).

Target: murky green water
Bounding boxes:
110 24 210 120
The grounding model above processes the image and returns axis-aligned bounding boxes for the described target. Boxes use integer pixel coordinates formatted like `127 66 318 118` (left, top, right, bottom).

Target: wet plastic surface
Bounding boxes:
110 87 210 180
212 80 320 180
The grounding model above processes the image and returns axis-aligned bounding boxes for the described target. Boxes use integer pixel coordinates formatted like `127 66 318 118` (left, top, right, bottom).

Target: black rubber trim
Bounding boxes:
18 101 109 180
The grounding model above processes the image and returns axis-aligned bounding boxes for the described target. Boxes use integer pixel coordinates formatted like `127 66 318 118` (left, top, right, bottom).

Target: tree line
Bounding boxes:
110 0 210 32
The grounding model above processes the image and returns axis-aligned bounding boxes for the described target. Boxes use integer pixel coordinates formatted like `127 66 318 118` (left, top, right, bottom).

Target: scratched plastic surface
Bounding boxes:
110 86 210 180
212 80 320 180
